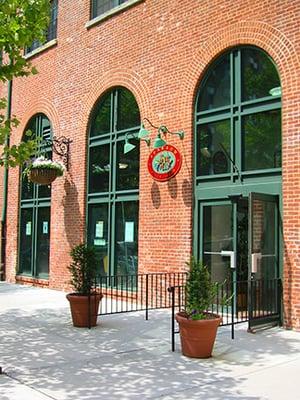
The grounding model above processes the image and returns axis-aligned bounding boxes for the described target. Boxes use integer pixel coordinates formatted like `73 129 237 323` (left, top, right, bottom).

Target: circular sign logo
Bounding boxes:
148 145 182 182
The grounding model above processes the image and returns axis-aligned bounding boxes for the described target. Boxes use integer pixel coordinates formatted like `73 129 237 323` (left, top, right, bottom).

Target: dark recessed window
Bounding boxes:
19 114 53 279
87 87 140 278
196 47 281 177
91 0 128 19
25 0 58 54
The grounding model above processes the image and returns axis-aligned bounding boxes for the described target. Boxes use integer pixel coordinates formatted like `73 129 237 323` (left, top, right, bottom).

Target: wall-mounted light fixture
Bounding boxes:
140 118 184 149
123 118 184 154
124 134 137 154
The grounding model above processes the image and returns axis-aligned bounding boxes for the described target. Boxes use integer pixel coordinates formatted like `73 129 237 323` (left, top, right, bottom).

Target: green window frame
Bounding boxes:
87 87 140 278
195 46 282 183
18 114 53 278
91 0 128 19
25 0 58 54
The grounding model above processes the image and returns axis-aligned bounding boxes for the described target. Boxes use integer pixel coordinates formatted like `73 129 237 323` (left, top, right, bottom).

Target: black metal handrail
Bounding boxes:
87 274 282 348
168 278 282 351
88 272 187 327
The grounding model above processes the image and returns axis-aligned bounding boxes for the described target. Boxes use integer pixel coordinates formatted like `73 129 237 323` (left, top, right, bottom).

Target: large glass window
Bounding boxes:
87 87 140 277
198 53 230 112
18 114 52 278
25 0 58 54
91 0 128 19
196 47 281 179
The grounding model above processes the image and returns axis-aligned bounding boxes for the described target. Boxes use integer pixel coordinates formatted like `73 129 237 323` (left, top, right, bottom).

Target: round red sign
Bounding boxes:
147 145 182 182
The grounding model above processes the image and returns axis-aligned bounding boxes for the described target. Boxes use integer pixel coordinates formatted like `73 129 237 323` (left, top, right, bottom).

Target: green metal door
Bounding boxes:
200 201 237 284
198 193 281 323
248 192 281 329
36 206 51 276
199 200 238 313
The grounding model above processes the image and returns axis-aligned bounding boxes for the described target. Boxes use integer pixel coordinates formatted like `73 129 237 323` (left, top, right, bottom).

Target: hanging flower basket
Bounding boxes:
29 168 59 185
24 156 65 186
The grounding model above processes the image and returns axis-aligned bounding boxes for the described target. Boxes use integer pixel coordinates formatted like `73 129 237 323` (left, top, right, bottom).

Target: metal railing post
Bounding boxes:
231 279 235 339
167 286 176 352
145 274 149 320
247 277 252 332
278 278 283 326
88 290 91 329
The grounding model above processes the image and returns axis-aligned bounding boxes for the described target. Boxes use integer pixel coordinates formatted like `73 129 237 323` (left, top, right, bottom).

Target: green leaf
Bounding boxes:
0 0 50 169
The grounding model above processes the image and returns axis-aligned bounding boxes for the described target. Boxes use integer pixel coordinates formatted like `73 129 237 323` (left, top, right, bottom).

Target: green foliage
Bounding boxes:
68 244 98 295
0 0 50 168
185 258 219 320
0 0 50 82
23 156 65 178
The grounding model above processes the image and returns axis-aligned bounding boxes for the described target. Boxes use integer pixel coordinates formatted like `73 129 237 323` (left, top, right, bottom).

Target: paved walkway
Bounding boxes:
0 282 299 400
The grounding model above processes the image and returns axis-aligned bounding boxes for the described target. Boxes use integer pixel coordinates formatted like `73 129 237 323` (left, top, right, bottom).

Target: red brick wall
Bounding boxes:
1 0 300 329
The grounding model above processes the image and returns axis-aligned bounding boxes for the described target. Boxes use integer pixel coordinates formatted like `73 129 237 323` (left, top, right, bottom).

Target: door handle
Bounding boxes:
251 252 262 273
221 250 236 269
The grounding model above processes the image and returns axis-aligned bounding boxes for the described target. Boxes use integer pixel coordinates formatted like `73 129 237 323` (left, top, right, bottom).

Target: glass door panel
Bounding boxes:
88 204 109 276
249 193 278 280
114 201 139 276
19 208 34 274
202 203 234 283
249 192 280 327
36 207 50 276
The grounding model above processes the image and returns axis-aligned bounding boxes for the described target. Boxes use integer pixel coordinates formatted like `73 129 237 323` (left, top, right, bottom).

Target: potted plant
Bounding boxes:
175 258 222 358
66 243 103 328
23 156 65 185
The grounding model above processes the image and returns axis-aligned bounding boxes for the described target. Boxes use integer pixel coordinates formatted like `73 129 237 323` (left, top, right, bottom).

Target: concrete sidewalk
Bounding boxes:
0 282 299 400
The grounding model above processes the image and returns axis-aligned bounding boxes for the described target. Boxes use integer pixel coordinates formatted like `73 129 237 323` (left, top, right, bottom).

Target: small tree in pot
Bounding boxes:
176 258 222 358
66 243 103 328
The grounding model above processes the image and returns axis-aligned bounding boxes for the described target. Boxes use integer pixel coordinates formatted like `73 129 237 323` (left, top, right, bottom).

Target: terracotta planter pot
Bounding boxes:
175 312 222 358
66 293 103 328
29 168 59 185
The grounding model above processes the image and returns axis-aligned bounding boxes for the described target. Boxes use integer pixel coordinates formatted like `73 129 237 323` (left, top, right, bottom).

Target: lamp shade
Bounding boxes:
153 134 167 149
124 140 136 154
138 124 150 139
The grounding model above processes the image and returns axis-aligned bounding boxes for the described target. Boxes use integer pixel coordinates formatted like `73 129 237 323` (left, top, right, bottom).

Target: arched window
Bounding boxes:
18 114 53 278
87 87 140 277
194 47 282 295
196 46 281 177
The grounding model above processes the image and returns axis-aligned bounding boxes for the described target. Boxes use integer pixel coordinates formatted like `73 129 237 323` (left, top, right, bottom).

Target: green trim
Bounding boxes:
194 46 283 289
18 114 53 279
86 87 140 278
195 46 282 181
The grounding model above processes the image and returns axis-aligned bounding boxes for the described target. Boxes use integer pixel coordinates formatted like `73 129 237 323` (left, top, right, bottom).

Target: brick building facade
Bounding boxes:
1 0 300 330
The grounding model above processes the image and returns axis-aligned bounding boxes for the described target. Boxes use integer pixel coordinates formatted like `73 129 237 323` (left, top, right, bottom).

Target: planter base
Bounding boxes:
29 168 58 185
66 293 103 328
176 312 222 358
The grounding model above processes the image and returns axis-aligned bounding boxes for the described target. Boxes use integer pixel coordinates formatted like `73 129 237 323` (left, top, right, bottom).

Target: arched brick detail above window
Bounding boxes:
181 20 300 330
178 20 300 124
80 68 151 133
18 98 60 140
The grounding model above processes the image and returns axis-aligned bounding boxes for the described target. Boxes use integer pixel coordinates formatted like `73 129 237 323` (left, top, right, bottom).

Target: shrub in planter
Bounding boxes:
175 258 222 358
23 156 65 185
66 243 103 328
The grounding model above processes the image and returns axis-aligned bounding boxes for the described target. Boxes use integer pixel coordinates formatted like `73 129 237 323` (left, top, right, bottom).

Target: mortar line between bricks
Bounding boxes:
3 371 58 400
